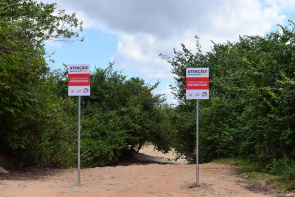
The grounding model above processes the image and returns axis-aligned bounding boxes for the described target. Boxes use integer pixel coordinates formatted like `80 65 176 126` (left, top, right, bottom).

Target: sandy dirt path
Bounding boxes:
0 146 275 197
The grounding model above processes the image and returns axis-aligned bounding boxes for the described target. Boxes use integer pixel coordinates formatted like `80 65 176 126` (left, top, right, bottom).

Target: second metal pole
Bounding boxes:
78 96 81 184
196 99 199 187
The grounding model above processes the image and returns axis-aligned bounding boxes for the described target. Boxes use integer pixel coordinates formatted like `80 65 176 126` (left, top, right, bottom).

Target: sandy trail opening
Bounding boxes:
0 145 275 197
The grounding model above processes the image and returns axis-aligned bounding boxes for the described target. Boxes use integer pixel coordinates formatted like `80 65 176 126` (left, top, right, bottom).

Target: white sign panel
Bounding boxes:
68 64 90 96
186 68 209 100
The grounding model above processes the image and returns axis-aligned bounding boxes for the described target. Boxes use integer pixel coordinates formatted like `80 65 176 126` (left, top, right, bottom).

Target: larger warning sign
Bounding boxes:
186 68 209 100
68 64 90 96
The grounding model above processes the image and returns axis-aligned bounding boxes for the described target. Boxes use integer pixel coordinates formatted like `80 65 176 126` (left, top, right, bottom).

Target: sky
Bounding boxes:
40 0 295 104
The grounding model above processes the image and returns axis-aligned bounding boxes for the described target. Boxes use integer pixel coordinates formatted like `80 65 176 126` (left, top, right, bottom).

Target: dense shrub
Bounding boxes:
79 66 175 166
163 21 295 168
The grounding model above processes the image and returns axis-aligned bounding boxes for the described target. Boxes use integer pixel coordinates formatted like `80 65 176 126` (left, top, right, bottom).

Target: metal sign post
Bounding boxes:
186 67 209 187
68 64 90 185
78 96 81 184
196 99 199 187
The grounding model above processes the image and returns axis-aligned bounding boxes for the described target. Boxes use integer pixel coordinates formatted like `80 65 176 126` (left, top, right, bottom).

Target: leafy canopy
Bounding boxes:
163 20 295 166
0 0 83 168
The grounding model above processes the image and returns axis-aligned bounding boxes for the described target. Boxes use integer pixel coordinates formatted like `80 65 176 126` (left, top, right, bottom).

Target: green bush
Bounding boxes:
163 21 295 170
78 66 175 167
269 155 295 176
0 0 82 168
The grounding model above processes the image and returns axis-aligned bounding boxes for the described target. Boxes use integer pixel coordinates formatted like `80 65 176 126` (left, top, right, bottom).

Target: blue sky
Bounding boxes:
46 28 118 70
41 0 295 104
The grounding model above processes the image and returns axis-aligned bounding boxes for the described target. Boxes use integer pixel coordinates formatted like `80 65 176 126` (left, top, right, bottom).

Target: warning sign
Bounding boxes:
186 68 209 100
68 64 90 96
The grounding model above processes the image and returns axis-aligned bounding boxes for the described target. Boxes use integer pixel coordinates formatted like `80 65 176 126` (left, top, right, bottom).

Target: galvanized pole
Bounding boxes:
196 99 199 187
78 96 81 184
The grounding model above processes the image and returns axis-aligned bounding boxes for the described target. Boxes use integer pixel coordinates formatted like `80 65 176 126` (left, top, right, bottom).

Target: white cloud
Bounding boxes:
44 40 62 49
39 0 292 104
113 32 175 78
104 0 284 79
42 0 286 64
264 0 295 11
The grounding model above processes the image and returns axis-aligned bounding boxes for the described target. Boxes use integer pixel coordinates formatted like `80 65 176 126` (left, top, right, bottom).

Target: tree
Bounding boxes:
79 65 175 166
0 0 83 168
163 21 295 166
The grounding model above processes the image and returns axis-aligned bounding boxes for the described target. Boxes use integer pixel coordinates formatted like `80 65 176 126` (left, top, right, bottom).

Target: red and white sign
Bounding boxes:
68 64 90 96
186 68 209 99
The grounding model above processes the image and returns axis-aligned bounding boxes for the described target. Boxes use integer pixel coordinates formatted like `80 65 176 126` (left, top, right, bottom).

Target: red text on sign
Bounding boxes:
68 74 90 86
186 77 209 90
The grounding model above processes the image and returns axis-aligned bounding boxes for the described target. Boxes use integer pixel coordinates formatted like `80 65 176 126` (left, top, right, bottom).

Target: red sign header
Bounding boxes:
186 77 209 90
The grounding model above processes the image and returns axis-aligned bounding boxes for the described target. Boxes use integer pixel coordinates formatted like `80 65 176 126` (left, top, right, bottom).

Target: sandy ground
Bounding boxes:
0 146 277 197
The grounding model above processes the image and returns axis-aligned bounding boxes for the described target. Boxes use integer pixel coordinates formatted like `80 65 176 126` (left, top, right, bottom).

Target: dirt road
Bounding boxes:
0 146 276 197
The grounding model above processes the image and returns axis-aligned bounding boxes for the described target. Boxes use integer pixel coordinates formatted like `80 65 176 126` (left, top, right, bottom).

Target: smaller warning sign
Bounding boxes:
68 64 90 96
186 68 209 100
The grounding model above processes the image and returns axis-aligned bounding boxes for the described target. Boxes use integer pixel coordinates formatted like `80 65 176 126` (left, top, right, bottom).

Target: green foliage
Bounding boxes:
0 0 176 169
0 0 83 47
0 69 78 168
214 158 264 173
269 155 295 176
215 157 295 192
171 109 196 163
78 65 175 166
81 113 128 167
163 20 295 172
0 0 82 168
0 0 175 169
